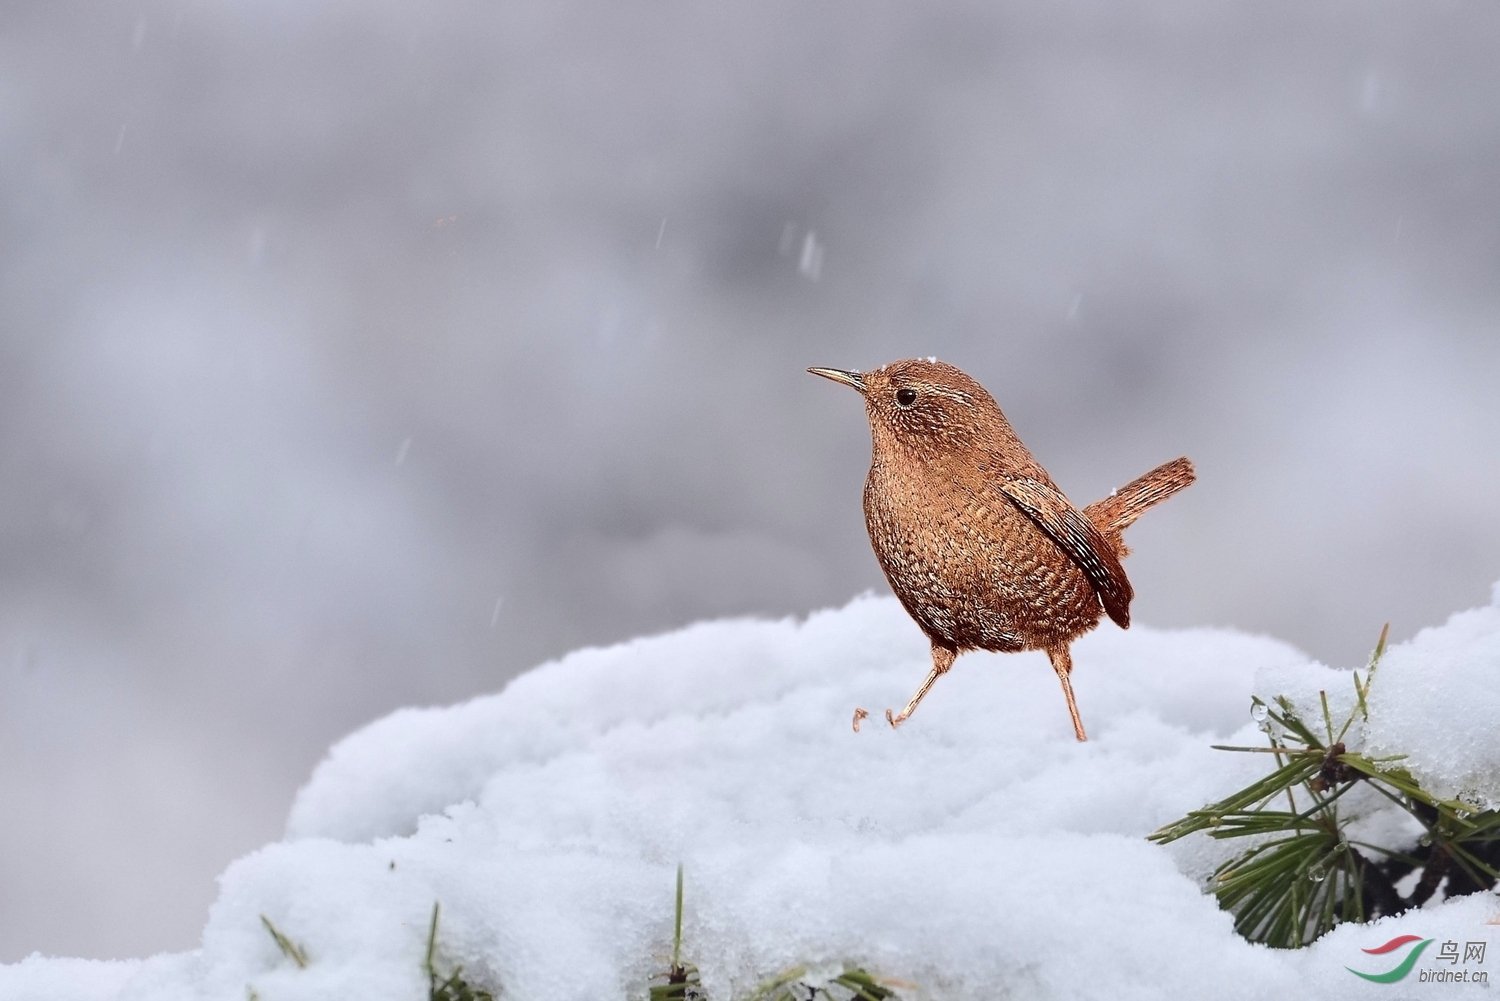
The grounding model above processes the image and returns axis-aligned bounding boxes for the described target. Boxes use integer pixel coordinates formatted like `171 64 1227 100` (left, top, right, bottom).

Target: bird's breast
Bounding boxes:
862 456 1102 652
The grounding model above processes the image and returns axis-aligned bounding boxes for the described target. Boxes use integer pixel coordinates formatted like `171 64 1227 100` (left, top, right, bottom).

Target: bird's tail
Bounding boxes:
1084 457 1195 554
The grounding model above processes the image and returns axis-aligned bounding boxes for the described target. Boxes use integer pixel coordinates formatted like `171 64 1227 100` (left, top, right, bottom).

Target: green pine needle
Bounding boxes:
673 863 684 970
424 902 496 1001
259 915 309 969
1151 619 1499 948
649 863 703 1001
747 966 906 1001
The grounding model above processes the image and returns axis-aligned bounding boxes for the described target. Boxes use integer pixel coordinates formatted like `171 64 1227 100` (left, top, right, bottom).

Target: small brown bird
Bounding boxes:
809 358 1194 741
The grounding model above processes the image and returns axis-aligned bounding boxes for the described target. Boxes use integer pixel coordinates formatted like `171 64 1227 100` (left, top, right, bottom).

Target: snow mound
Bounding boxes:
5 592 1500 1001
1363 581 1500 809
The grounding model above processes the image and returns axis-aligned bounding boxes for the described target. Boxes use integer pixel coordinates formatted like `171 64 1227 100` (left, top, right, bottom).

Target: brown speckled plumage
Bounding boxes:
809 358 1195 741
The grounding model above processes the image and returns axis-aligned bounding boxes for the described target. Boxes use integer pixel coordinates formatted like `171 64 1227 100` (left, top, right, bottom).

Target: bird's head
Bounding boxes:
807 357 1005 458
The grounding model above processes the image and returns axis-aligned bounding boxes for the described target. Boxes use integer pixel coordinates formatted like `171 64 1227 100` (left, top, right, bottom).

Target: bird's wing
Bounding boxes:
996 476 1134 628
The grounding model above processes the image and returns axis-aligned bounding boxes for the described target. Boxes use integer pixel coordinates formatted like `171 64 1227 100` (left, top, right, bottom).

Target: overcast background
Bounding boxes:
3 0 1500 962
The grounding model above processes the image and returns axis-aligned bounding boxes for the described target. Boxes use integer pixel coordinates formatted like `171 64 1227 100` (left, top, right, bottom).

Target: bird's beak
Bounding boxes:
806 367 866 393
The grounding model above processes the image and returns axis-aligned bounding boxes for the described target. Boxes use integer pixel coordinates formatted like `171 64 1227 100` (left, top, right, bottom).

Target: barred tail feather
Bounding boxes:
1084 457 1195 552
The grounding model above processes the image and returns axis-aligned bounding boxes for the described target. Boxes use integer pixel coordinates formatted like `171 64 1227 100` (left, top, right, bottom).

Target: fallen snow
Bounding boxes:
1365 587 1500 810
5 589 1500 1001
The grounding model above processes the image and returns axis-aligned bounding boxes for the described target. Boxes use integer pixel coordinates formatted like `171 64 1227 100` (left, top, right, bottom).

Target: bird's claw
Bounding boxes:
885 708 904 729
852 707 869 732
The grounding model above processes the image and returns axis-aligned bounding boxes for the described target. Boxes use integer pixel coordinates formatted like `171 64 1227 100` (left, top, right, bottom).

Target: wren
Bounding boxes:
809 358 1194 741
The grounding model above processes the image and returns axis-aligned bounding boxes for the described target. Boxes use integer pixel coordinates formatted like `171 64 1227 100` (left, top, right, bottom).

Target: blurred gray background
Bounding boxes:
3 0 1499 962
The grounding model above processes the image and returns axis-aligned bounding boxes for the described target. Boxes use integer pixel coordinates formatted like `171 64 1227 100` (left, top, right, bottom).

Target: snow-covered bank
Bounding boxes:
6 590 1500 1001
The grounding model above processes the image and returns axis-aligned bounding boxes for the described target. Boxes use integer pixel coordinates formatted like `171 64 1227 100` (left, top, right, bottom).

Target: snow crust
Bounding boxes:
5 590 1500 1001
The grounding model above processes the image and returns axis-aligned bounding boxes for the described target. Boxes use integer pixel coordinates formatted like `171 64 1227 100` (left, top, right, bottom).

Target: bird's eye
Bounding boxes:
895 388 917 408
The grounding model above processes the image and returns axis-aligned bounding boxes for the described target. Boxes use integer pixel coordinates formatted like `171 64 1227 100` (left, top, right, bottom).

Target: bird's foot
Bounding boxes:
852 707 869 732
885 708 908 729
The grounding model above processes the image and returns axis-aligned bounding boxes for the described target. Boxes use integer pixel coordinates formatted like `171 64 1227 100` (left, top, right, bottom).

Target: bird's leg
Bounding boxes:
885 643 958 729
1047 645 1088 742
